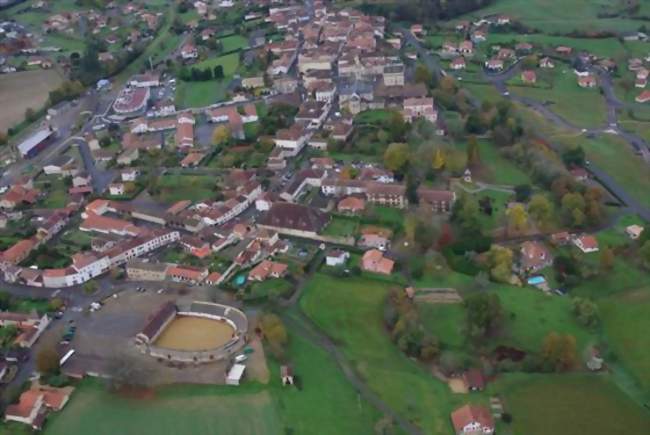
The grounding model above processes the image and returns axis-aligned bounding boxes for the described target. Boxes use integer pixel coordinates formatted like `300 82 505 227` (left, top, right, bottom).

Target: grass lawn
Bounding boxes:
246 279 293 300
155 174 215 203
456 140 530 186
461 81 504 104
219 35 248 52
175 80 230 108
194 52 240 76
501 374 650 435
322 215 359 238
599 287 650 390
417 302 466 349
509 68 607 128
44 381 282 435
596 214 645 248
354 109 396 125
300 273 463 435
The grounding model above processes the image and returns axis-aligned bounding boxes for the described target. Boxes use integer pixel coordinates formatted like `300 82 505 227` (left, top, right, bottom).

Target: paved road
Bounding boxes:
76 138 115 193
480 61 650 221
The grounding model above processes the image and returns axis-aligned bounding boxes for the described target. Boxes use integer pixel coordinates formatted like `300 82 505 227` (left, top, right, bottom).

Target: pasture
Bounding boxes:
600 287 650 390
0 69 63 133
300 273 465 435
458 0 643 34
44 381 282 435
502 374 650 435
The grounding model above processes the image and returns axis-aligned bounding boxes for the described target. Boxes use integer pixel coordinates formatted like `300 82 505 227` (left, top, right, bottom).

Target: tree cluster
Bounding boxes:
463 292 504 341
384 287 439 361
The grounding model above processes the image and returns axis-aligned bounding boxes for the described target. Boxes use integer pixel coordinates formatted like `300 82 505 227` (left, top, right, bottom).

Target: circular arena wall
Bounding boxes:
137 301 248 364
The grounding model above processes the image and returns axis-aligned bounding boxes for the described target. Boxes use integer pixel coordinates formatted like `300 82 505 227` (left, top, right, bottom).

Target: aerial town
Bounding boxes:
0 0 648 434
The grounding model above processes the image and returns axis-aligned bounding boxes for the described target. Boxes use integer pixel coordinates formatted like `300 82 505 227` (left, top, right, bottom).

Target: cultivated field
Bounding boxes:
0 69 63 133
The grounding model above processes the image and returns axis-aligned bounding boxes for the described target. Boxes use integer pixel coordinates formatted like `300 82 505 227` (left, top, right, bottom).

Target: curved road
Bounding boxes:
399 29 650 221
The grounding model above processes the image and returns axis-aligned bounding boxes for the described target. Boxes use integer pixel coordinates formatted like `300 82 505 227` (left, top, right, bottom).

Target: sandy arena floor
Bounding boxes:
154 316 235 351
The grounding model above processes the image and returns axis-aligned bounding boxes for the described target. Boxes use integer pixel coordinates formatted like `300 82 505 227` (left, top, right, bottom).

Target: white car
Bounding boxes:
234 354 248 363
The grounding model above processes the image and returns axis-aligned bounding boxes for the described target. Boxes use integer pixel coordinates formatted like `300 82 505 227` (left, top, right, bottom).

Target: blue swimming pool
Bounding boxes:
527 276 546 285
232 274 247 286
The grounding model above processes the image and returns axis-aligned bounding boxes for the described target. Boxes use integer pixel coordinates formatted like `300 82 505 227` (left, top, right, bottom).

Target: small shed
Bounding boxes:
280 365 294 386
226 364 246 386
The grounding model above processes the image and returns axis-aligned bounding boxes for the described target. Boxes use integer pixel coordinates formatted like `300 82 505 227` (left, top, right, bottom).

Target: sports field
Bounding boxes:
154 316 234 351
0 69 64 132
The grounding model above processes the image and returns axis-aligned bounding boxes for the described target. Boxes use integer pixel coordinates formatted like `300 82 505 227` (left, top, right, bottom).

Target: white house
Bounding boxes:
326 250 350 267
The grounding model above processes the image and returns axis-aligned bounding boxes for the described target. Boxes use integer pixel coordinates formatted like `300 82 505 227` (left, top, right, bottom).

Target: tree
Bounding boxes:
383 142 410 173
432 148 446 170
25 108 37 122
639 240 650 269
528 194 554 228
540 332 577 372
82 281 97 294
514 184 532 202
561 146 585 167
259 313 288 359
464 292 504 340
387 112 407 141
36 347 60 375
506 204 528 233
414 64 430 84
466 135 480 166
213 65 224 79
571 297 599 328
212 124 231 146
599 246 614 271
0 131 7 146
486 245 514 283
452 193 482 235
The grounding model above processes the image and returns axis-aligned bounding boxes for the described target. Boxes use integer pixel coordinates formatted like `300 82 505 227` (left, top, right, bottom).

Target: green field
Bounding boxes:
40 331 381 435
456 140 531 186
300 273 463 435
502 374 650 435
509 68 607 128
156 174 215 203
458 0 644 33
322 216 359 237
600 288 650 389
175 80 229 108
194 52 240 76
579 135 650 209
45 382 282 435
219 35 248 52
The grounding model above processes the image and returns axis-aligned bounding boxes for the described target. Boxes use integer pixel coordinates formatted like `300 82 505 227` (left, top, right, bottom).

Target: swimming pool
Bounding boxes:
232 274 247 286
527 276 546 286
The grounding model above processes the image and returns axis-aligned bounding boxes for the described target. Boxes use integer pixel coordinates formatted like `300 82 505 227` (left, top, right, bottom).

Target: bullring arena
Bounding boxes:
135 301 248 364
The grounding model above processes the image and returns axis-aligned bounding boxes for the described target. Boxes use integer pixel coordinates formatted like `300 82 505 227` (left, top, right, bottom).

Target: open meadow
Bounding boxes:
0 69 63 133
458 0 645 34
501 374 650 435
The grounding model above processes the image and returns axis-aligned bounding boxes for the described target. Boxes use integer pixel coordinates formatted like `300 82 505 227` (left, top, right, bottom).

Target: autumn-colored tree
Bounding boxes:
528 194 554 229
212 124 231 146
436 223 454 250
383 142 410 172
36 347 59 375
540 332 577 372
432 148 446 170
507 204 528 233
486 244 514 283
599 246 614 271
259 313 288 359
